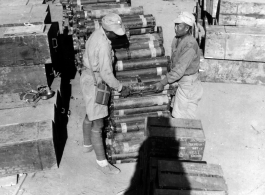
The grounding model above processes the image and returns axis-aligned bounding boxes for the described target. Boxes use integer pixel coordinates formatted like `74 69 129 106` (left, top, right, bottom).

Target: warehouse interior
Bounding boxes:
0 0 265 195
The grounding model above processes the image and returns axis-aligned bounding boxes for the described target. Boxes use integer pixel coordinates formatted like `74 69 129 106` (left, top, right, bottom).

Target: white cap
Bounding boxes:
173 11 195 26
102 13 126 36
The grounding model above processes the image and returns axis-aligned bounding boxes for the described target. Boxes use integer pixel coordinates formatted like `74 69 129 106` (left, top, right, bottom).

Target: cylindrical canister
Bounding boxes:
112 105 169 116
117 75 166 85
78 17 156 33
112 120 146 133
129 32 163 42
112 111 170 123
128 27 155 35
111 139 144 154
112 90 176 99
112 94 169 110
114 56 170 71
116 67 167 78
115 39 161 51
115 46 165 60
107 151 139 160
108 130 145 142
70 0 131 6
82 3 130 11
86 6 144 18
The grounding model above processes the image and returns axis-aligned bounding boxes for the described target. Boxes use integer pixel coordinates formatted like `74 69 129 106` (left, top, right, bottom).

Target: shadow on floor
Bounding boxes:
53 29 77 167
123 117 206 195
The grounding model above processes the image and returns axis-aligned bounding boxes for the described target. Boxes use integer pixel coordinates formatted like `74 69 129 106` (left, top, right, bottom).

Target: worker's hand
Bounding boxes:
154 82 164 93
120 86 130 97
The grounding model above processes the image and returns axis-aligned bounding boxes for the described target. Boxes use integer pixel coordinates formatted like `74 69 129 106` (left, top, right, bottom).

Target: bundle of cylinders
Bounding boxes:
62 0 175 164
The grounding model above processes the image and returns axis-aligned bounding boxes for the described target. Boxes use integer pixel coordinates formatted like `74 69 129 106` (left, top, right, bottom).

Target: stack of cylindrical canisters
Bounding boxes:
60 0 177 164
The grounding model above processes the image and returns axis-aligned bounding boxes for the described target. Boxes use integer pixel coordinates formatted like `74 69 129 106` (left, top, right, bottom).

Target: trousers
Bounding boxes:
171 73 203 119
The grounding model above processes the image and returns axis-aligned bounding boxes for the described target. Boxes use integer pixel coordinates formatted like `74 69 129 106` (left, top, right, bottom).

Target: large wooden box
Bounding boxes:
0 24 54 66
0 120 57 177
150 160 228 195
219 0 265 27
0 4 50 27
145 117 205 161
205 25 265 62
199 58 265 86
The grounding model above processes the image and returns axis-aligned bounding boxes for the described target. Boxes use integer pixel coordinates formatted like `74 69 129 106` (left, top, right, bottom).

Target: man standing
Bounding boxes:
80 13 130 174
154 12 203 119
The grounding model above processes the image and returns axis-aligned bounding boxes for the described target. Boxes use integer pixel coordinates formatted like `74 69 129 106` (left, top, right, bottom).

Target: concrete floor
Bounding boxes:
1 0 265 195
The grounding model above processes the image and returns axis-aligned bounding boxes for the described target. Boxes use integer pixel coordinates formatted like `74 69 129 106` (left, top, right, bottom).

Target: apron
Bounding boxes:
171 72 203 119
80 69 108 121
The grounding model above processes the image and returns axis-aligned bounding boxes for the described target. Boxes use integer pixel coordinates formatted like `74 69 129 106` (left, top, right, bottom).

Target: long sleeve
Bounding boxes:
98 44 122 91
166 47 196 83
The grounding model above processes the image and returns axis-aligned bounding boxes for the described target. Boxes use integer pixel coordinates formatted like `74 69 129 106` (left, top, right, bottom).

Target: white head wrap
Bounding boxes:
173 12 195 27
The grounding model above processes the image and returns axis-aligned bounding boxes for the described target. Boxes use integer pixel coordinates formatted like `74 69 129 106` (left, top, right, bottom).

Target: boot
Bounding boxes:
97 163 120 175
83 115 93 153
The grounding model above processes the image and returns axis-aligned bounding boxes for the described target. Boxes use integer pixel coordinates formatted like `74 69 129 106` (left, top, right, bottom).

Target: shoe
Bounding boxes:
83 145 93 153
97 163 120 175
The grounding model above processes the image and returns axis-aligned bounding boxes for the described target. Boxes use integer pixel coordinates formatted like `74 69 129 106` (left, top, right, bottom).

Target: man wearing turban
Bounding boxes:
154 12 203 119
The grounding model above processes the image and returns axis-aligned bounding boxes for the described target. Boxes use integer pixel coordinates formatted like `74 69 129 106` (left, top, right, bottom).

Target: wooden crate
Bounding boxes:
0 77 60 110
199 58 265 86
0 120 57 177
219 0 265 27
0 24 53 66
203 0 219 18
150 160 228 195
0 0 44 6
142 156 207 195
145 117 205 161
0 4 50 27
204 25 265 62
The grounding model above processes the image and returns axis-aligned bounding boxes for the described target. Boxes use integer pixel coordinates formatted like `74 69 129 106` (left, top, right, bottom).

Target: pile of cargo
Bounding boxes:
61 0 178 164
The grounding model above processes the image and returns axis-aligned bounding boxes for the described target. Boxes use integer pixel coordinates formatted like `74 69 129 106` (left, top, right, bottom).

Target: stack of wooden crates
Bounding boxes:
0 0 65 179
200 0 265 85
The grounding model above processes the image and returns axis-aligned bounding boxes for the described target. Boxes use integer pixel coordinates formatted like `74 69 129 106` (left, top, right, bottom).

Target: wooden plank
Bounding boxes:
147 127 205 139
204 25 265 61
203 0 219 18
154 189 227 195
0 77 60 110
0 4 48 27
0 120 57 177
219 0 265 26
0 174 17 187
204 26 226 59
157 161 227 191
0 0 28 6
146 117 203 130
158 175 227 191
49 4 64 34
0 102 55 126
158 160 224 177
0 25 51 67
199 58 265 85
0 65 48 94
145 117 205 161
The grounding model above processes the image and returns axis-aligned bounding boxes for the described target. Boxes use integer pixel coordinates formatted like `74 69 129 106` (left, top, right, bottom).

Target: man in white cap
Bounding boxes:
80 13 130 175
154 11 203 119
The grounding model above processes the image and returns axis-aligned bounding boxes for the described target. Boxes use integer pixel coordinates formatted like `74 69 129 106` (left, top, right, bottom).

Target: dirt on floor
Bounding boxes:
1 0 265 195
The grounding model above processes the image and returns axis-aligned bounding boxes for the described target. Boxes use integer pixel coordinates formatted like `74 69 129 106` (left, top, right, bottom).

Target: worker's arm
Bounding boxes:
161 46 196 85
98 43 122 91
